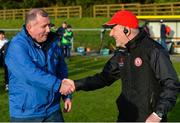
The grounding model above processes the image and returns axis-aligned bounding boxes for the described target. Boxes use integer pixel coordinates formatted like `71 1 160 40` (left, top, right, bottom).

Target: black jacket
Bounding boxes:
75 30 180 121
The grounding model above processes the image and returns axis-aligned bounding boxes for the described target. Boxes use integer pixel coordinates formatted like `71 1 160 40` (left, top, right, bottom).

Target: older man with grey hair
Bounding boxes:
5 8 74 122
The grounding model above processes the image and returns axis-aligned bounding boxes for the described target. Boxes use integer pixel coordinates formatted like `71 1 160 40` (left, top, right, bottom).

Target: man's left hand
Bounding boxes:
63 98 72 113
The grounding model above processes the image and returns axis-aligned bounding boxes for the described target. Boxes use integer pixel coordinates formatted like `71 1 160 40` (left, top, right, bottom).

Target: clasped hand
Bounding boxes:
59 78 75 95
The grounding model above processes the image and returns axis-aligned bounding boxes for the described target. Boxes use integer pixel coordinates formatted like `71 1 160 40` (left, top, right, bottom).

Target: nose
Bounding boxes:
46 25 50 33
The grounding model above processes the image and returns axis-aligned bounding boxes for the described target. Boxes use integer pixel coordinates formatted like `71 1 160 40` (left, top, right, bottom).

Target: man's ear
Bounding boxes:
123 28 128 35
26 24 31 31
124 27 131 36
26 23 33 35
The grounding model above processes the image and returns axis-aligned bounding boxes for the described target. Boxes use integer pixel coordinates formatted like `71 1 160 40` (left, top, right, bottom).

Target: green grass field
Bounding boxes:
0 55 180 122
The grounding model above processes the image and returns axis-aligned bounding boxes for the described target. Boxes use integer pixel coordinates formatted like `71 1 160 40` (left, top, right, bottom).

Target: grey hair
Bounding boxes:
25 8 48 26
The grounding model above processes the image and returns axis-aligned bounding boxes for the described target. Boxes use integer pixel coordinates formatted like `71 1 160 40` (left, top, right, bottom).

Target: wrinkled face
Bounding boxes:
109 25 128 47
26 14 50 43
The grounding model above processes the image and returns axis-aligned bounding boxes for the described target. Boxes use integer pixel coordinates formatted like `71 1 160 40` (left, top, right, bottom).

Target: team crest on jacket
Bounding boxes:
134 57 142 67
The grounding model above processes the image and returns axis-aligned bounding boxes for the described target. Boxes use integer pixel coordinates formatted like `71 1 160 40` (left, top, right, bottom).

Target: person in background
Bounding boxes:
56 21 67 40
61 25 73 58
160 19 168 51
0 30 8 50
0 30 8 61
56 21 67 55
5 8 74 122
0 30 9 91
61 10 180 122
142 21 150 36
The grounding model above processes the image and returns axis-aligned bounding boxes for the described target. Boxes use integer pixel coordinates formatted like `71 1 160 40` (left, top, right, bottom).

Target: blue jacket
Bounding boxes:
5 26 68 118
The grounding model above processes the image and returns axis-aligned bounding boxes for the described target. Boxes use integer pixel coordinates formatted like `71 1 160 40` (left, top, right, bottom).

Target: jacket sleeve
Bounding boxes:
5 41 61 92
75 54 123 91
150 48 180 116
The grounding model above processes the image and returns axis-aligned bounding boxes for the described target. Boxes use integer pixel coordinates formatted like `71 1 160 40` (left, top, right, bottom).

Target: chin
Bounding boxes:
42 37 47 42
37 39 46 43
44 36 48 40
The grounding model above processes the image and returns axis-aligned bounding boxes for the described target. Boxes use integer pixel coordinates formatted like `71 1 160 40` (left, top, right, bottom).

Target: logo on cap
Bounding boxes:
134 57 142 67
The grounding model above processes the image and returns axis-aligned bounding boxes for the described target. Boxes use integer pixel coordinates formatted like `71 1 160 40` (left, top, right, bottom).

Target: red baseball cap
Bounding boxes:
103 10 139 28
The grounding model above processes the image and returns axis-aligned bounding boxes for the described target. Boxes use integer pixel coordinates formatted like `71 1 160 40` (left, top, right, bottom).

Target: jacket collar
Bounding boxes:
125 29 147 52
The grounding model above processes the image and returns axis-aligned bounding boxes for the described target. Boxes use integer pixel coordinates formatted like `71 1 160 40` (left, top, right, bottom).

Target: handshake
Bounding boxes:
59 79 75 95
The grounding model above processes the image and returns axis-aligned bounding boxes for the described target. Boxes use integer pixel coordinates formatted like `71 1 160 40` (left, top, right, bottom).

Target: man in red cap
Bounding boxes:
61 10 180 122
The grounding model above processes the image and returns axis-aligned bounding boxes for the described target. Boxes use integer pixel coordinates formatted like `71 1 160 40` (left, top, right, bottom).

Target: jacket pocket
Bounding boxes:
22 87 49 112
